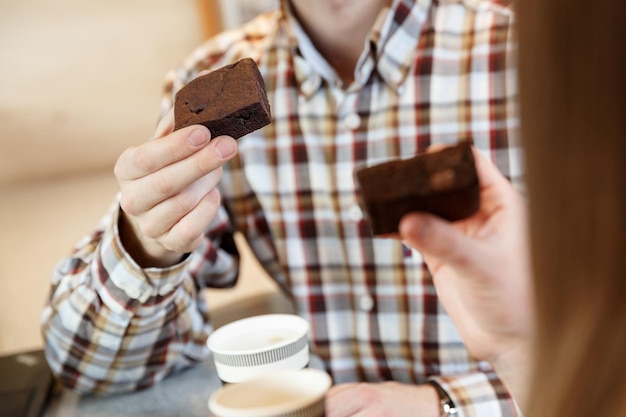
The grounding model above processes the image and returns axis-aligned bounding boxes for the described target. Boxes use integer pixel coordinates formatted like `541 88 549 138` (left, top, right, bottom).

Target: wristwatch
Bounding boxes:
428 380 458 416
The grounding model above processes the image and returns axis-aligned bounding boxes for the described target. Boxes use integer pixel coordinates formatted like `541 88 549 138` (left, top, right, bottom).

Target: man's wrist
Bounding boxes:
118 208 185 268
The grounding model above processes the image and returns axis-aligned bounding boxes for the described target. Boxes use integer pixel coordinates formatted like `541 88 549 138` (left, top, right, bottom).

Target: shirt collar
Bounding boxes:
373 0 431 90
280 0 431 97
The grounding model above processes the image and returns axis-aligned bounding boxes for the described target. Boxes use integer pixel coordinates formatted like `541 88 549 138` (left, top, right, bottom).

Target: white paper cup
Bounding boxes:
208 368 331 417
207 314 310 383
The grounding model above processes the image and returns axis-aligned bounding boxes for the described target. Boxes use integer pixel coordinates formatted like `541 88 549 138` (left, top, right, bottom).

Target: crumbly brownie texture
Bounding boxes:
355 142 480 235
173 58 271 139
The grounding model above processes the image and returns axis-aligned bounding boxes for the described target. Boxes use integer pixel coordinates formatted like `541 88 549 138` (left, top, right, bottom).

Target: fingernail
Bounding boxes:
187 129 209 147
214 138 236 159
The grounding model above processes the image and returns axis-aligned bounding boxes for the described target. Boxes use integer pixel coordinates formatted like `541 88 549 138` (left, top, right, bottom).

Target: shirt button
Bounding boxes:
158 283 175 296
343 113 361 130
301 78 318 96
126 287 140 299
390 70 404 85
302 81 314 96
359 294 375 312
348 204 364 222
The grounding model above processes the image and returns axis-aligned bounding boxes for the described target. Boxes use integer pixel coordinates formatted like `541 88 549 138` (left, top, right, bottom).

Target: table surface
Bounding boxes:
44 291 298 417
45 359 223 417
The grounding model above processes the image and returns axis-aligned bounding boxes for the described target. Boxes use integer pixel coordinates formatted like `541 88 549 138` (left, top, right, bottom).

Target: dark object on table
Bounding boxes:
0 349 55 417
355 142 480 235
174 58 272 139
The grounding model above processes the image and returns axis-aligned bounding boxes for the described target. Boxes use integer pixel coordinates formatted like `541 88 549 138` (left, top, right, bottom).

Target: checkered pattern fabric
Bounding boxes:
42 1 521 415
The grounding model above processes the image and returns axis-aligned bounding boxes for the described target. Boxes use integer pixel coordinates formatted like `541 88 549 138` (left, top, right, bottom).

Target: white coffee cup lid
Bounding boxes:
207 314 310 383
208 368 331 417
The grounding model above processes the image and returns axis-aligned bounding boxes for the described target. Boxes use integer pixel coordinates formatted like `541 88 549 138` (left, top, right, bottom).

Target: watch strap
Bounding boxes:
427 380 458 416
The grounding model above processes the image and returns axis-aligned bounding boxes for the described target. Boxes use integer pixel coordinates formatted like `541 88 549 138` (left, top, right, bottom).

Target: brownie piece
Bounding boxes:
355 142 480 235
173 58 271 139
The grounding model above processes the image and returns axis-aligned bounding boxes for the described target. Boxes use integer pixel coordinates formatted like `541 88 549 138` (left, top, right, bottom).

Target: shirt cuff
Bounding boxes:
94 206 192 313
429 365 518 417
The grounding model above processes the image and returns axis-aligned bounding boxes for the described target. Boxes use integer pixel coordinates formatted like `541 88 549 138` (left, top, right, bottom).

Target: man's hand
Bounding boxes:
325 382 440 417
114 110 237 268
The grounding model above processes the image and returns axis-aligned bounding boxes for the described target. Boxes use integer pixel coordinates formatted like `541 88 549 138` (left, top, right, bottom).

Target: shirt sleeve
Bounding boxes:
40 196 240 394
430 365 521 417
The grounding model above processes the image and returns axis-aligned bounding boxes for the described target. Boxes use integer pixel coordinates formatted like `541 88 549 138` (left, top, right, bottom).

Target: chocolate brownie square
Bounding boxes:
174 58 271 139
355 142 480 235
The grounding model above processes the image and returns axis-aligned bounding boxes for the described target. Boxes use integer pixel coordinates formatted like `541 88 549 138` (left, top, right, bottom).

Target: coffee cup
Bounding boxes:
208 368 331 417
206 314 310 384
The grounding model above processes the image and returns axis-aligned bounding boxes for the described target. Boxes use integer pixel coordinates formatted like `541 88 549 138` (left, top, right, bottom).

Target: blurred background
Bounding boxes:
0 0 278 356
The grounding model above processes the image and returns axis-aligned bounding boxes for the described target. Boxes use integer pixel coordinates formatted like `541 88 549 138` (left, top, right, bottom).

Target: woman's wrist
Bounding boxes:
490 341 533 410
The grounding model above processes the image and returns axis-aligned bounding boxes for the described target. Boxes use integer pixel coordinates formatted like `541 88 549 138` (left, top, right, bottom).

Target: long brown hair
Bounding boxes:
518 0 626 415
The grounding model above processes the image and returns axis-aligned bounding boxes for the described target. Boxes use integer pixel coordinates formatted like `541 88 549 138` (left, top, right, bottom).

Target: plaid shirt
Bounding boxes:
42 0 522 415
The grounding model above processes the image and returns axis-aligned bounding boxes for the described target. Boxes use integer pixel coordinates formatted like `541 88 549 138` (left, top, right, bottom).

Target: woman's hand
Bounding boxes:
398 146 534 398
